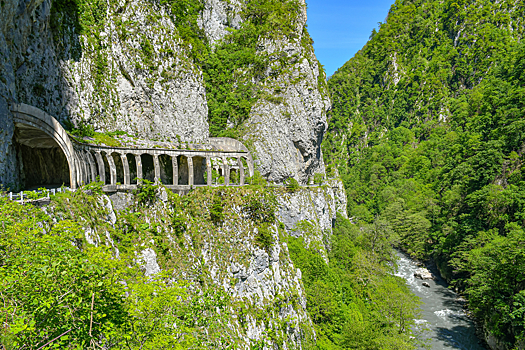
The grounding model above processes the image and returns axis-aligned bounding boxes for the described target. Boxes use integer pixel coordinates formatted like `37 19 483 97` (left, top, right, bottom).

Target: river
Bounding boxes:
394 250 486 350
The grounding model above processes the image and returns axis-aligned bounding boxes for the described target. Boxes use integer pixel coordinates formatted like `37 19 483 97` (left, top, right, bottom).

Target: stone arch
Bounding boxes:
100 151 112 185
127 154 138 185
93 151 106 184
177 155 189 185
209 137 254 177
210 157 224 185
141 154 155 183
86 151 100 182
111 152 125 185
193 156 206 185
159 154 173 185
11 103 78 188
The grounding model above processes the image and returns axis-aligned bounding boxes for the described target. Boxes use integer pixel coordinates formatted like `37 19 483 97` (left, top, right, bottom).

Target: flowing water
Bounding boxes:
394 250 486 350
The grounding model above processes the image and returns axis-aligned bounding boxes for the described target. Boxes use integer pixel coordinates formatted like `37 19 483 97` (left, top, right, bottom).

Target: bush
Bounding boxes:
313 173 324 185
134 179 158 205
255 224 274 252
210 195 224 225
284 177 300 192
70 120 95 138
247 170 267 186
172 214 187 238
244 192 277 224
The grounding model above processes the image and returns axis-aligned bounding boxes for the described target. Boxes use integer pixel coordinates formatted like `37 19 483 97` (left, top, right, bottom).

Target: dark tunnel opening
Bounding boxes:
14 123 70 190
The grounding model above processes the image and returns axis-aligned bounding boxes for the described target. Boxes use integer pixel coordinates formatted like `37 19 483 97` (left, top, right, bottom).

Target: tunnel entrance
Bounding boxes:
14 123 71 189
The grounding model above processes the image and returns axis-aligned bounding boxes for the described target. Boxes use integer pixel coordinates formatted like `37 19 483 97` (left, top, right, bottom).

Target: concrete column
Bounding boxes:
172 156 179 185
106 153 117 185
188 156 194 187
153 154 161 183
222 157 230 186
86 151 97 183
121 154 130 185
206 157 212 186
78 153 88 185
238 157 245 186
94 152 106 184
74 156 81 188
135 155 143 182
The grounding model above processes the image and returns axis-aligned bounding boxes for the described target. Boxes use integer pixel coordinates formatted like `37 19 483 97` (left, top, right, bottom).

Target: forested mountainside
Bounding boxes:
323 0 525 348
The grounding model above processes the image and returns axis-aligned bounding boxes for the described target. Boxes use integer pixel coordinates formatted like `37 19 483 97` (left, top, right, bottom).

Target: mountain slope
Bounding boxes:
324 0 525 171
323 0 525 348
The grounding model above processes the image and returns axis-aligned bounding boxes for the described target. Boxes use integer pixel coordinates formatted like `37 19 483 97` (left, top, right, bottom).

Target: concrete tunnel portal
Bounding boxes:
14 123 71 189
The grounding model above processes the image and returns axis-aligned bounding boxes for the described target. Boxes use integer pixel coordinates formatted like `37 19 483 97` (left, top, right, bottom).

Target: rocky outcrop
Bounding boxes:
198 0 330 184
244 6 330 184
414 267 435 280
200 0 243 46
278 179 347 242
42 182 346 348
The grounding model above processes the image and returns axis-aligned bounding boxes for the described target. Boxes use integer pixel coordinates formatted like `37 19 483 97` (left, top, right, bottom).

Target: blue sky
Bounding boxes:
306 0 394 76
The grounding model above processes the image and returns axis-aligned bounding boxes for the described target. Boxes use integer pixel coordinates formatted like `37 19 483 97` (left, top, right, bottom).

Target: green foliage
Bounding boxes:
0 198 126 349
202 0 303 138
284 177 300 192
231 169 240 184
69 120 95 138
134 179 158 206
324 0 525 172
254 223 275 252
210 194 225 226
244 191 278 224
324 1 525 343
313 173 324 185
160 0 207 63
170 193 187 239
0 189 237 349
287 214 424 349
247 170 268 187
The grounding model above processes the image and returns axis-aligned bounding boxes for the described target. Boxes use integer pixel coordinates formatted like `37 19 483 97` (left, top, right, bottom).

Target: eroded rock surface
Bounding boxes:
1 0 329 188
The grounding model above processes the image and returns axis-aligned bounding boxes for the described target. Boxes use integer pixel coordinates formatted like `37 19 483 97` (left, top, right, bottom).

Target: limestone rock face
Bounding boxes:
199 0 243 46
59 1 210 142
0 0 210 187
1 0 329 188
278 179 347 241
199 0 330 184
245 8 330 184
0 0 60 187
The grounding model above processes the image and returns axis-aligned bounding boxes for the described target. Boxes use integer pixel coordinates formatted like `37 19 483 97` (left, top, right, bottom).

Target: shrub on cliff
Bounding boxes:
284 177 300 192
134 179 158 205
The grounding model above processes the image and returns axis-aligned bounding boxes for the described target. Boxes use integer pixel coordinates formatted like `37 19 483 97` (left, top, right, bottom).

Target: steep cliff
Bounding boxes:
0 181 347 349
0 0 329 187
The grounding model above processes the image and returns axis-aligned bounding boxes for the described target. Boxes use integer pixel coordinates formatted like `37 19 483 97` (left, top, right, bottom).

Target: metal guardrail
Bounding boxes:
3 178 340 204
5 187 73 203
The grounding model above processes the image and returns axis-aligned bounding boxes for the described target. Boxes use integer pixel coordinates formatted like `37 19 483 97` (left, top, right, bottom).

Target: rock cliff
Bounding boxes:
0 0 329 187
39 180 347 348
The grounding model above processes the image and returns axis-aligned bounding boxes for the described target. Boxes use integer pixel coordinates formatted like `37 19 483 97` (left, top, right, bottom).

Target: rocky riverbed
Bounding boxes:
395 250 486 350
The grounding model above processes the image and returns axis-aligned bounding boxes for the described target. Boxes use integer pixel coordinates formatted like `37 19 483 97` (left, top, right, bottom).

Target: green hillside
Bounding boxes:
323 0 525 347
